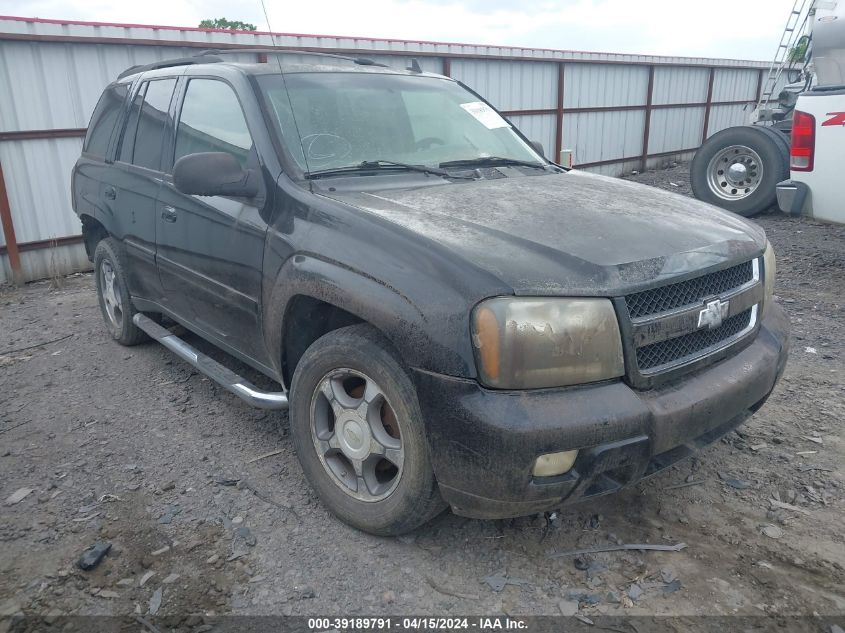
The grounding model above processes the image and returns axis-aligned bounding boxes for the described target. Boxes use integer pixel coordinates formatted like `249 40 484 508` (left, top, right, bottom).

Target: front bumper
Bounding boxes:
776 179 810 216
413 304 790 519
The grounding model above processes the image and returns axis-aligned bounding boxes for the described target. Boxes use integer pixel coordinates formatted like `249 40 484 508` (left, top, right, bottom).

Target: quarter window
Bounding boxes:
175 79 254 168
84 83 129 159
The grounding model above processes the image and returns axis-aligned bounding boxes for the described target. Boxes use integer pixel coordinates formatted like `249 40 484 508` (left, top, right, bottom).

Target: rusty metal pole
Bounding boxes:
701 67 716 144
554 62 565 163
0 161 24 286
640 66 656 173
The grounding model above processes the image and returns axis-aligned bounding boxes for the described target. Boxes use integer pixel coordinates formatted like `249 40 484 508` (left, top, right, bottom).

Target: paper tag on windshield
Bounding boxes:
460 102 509 129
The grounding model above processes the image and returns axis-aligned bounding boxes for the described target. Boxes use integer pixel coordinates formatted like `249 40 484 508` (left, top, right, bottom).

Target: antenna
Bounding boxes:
259 0 279 48
257 0 312 179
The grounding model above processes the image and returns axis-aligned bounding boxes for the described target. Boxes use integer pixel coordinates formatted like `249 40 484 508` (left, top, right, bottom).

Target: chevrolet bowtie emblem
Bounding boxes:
697 299 730 330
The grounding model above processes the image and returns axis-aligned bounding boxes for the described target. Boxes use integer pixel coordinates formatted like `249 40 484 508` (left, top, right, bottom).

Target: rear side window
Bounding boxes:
118 78 177 171
174 79 254 168
84 83 129 159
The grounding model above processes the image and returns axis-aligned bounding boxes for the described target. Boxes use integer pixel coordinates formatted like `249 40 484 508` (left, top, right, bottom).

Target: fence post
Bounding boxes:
701 67 716 144
640 65 655 172
0 161 24 286
555 62 565 162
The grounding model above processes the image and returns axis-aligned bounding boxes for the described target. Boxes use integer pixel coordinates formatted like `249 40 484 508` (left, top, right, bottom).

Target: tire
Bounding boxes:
93 238 148 346
691 126 790 217
289 324 446 535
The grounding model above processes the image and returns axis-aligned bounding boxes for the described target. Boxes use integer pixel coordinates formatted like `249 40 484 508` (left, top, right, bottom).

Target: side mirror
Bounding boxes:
173 152 259 198
529 140 545 158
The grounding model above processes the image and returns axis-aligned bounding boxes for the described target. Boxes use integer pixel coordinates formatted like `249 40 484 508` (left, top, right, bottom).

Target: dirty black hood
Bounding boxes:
319 170 767 296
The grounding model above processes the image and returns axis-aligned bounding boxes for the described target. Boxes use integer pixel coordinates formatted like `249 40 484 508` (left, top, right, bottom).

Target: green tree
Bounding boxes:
788 36 810 64
199 18 257 31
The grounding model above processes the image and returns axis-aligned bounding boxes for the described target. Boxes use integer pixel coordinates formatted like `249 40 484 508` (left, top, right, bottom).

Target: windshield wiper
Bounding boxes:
439 156 547 170
307 160 473 179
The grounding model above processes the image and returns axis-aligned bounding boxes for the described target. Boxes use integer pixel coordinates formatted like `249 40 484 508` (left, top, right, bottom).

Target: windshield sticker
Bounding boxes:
460 102 510 130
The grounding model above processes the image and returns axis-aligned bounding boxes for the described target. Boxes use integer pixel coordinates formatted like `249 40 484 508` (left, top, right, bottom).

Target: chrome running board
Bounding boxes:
133 313 289 410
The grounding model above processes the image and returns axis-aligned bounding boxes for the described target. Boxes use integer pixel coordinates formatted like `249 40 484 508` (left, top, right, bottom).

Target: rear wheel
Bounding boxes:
691 126 790 217
94 238 148 346
289 324 445 535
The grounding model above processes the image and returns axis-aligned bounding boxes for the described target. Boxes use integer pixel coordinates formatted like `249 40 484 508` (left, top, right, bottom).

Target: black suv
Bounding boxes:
72 51 789 535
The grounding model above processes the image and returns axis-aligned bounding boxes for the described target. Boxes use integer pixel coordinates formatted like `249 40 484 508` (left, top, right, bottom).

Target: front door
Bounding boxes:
155 78 269 363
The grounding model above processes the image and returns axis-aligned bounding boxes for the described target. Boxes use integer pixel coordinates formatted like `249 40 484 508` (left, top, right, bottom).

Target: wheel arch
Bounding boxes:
263 254 473 390
80 214 109 262
280 295 365 387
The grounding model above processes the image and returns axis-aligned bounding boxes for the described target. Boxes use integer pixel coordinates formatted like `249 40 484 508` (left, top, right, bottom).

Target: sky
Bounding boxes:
1 0 797 61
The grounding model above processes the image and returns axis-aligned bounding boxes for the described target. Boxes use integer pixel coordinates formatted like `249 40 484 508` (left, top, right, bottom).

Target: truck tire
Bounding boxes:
289 324 446 535
94 238 149 346
691 126 790 217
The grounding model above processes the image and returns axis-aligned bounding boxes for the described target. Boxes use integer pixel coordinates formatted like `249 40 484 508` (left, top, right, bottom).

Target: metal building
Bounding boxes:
0 16 770 284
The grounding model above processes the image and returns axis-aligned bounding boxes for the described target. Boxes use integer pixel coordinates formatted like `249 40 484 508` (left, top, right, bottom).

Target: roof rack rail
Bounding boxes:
197 48 389 68
117 55 222 80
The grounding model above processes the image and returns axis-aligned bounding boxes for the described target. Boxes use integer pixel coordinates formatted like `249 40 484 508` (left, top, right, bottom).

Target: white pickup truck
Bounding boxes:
777 3 845 223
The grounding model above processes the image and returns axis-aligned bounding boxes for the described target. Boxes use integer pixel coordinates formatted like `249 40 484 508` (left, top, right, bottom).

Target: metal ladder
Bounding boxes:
758 0 815 109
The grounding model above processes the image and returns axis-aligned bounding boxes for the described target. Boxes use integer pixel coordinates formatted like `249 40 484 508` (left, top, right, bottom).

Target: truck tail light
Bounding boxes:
790 111 815 172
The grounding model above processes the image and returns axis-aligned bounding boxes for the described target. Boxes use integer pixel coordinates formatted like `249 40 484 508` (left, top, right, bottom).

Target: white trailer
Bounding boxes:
777 1 845 223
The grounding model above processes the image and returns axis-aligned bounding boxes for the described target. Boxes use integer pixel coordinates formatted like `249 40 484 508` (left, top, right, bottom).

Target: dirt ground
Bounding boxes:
1 164 843 629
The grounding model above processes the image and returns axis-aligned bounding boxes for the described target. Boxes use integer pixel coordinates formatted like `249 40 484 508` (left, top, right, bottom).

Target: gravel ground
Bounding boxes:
1 164 843 629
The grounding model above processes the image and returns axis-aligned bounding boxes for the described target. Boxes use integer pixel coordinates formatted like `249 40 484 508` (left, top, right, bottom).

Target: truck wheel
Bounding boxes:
289 324 445 535
691 126 790 217
94 238 148 346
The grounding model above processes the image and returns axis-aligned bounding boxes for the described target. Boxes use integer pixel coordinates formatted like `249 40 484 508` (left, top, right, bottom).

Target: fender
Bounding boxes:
262 253 478 389
74 158 120 237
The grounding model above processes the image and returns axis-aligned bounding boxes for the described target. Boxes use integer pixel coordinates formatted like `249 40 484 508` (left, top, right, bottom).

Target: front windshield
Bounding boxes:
257 72 544 174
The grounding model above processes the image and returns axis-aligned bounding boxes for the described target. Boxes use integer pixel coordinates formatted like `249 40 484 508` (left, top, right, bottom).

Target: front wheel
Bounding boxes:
289 324 445 535
690 126 789 217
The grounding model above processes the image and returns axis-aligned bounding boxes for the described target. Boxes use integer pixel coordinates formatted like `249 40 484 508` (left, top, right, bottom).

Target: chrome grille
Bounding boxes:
623 258 762 381
625 260 754 319
636 308 754 371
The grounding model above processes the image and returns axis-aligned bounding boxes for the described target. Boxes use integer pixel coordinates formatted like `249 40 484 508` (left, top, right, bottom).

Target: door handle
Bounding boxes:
161 206 178 223
104 186 117 200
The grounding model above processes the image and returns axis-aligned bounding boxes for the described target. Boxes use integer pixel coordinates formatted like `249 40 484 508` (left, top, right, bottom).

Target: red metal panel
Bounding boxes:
0 15 772 69
0 128 87 141
0 234 85 256
0 30 769 70
0 161 23 285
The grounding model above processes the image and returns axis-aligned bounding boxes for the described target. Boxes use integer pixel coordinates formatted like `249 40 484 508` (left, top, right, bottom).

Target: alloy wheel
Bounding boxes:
309 368 404 502
100 259 124 330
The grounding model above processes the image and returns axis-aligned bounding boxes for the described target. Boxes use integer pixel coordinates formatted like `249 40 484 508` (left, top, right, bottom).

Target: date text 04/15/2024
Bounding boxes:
308 617 528 631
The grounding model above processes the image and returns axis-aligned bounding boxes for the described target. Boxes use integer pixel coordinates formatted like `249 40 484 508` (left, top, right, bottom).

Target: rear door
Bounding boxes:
73 81 129 249
155 77 269 362
109 77 178 300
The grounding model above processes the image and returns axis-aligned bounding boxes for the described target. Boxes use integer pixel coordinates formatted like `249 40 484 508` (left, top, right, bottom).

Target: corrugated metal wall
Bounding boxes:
0 16 769 283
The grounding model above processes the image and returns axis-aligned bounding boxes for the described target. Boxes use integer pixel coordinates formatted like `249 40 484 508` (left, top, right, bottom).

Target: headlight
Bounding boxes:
762 241 776 317
471 297 624 389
